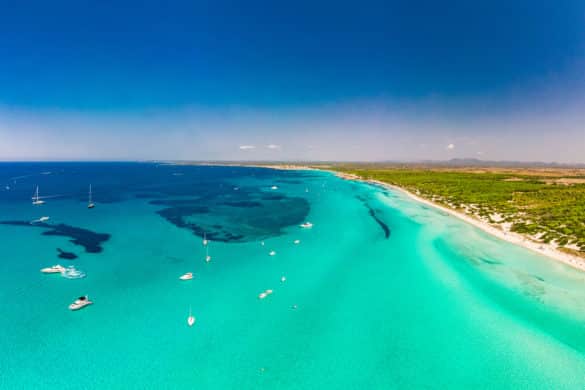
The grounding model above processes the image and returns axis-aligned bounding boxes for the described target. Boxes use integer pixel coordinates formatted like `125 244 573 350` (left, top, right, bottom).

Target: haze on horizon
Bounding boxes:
0 1 584 163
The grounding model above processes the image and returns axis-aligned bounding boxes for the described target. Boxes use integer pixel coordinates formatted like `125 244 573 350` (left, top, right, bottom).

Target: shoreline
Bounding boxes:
332 172 585 273
172 162 585 272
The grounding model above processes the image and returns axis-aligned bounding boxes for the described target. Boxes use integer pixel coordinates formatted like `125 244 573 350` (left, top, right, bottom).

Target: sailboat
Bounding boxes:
205 245 211 263
87 184 95 209
32 186 45 205
187 306 196 326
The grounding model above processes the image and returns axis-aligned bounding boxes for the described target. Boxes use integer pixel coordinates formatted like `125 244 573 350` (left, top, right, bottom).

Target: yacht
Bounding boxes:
87 184 95 209
269 250 276 256
41 265 65 274
69 296 93 311
300 222 313 228
293 239 300 244
271 185 278 190
281 276 286 282
32 186 45 205
187 307 196 327
179 272 193 280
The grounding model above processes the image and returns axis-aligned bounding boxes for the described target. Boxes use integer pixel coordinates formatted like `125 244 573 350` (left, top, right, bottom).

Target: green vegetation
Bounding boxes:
328 165 585 255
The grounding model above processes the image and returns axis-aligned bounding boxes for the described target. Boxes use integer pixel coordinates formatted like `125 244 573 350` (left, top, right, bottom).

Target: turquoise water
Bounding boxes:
1 163 584 389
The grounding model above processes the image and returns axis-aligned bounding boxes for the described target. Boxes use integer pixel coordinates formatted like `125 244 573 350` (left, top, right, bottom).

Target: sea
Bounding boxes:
0 162 584 389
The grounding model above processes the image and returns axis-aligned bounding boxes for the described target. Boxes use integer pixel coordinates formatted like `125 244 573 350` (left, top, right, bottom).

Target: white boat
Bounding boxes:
179 272 193 280
41 265 65 274
205 245 211 263
260 241 265 246
32 186 45 205
31 216 50 224
258 289 273 299
69 295 93 311
281 276 286 282
293 239 300 244
187 306 196 327
271 186 278 190
269 250 276 256
299 222 313 229
202 232 208 246
87 184 95 209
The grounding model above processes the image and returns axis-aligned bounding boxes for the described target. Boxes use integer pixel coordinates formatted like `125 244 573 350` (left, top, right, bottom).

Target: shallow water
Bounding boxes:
0 163 584 389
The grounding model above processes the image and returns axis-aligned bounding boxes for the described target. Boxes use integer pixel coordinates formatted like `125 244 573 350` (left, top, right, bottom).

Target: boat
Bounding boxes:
69 295 93 311
205 245 211 263
269 250 276 256
32 186 45 205
179 272 193 280
258 289 273 299
41 265 65 274
187 306 196 327
87 184 95 209
31 216 50 224
260 241 265 246
293 239 300 244
202 232 208 246
281 276 286 282
300 222 313 229
271 185 278 190
61 266 86 279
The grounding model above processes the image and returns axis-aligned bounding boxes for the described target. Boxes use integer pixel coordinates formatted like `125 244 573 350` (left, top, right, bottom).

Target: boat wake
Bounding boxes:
61 266 86 279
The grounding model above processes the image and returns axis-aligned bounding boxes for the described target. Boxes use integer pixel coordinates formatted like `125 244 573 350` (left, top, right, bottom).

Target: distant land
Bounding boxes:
170 158 585 169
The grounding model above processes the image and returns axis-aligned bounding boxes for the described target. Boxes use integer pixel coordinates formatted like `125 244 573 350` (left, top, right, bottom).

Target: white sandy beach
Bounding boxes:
332 172 585 273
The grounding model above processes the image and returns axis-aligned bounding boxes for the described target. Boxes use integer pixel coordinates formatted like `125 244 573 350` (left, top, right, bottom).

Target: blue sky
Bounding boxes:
0 0 584 162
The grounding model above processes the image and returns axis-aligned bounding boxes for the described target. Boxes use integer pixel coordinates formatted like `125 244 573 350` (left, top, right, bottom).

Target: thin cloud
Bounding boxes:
447 143 455 150
266 144 281 150
239 145 255 150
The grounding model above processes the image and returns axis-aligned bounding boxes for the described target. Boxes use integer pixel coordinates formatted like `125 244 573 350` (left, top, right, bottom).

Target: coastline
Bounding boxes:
172 162 585 272
333 172 585 273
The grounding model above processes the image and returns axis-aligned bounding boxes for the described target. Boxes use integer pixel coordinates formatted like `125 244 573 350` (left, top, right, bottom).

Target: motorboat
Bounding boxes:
69 296 93 311
179 272 193 280
293 239 300 244
41 265 65 274
271 186 278 190
269 250 276 256
202 232 208 246
32 216 50 224
258 289 273 299
281 276 286 283
299 222 313 229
